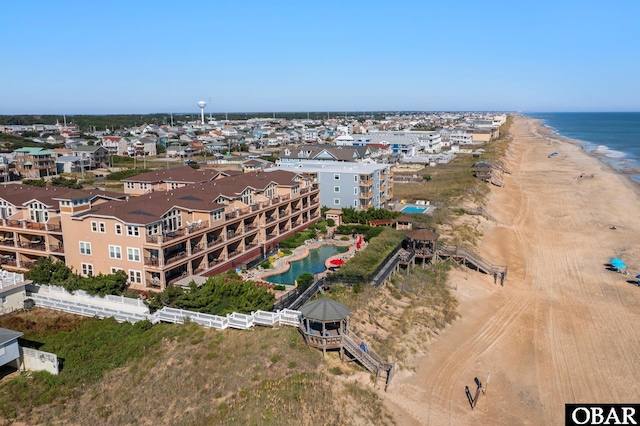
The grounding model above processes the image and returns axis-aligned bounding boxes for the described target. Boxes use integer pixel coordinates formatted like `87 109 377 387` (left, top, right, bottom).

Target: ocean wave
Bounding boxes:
593 145 627 159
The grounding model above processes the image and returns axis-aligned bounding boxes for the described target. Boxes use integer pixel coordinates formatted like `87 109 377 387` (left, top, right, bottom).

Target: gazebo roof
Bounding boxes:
300 298 350 321
406 226 439 241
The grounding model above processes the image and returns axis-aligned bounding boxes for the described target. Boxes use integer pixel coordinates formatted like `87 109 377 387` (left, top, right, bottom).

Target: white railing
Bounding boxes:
252 310 280 326
0 271 25 289
27 284 303 330
153 307 229 329
227 312 254 329
278 309 302 327
28 293 150 324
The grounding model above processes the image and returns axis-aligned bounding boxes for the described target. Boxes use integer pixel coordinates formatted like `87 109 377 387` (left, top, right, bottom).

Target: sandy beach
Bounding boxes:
383 116 640 425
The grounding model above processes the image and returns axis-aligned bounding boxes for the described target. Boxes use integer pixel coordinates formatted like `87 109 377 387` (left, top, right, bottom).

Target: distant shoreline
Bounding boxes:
528 117 640 187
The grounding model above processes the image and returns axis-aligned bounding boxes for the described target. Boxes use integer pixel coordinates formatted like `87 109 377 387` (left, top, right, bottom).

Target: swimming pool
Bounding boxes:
401 205 429 213
264 245 348 285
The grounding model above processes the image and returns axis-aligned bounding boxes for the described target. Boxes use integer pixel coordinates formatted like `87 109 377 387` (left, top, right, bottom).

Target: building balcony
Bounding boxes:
145 256 160 267
165 251 187 266
19 241 46 251
49 243 64 253
191 244 205 254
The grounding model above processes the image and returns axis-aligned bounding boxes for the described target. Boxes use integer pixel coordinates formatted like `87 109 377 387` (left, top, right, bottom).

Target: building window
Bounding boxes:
354 200 359 207
115 223 123 235
128 270 142 284
91 221 98 232
140 183 148 190
92 221 106 233
146 223 160 236
333 198 340 205
126 182 134 189
170 183 179 190
126 225 139 237
213 211 222 221
79 241 91 255
127 247 141 262
354 188 358 195
81 263 93 276
1 295 6 305
293 186 298 195
334 174 340 180
110 267 123 274
109 245 122 259
334 186 340 193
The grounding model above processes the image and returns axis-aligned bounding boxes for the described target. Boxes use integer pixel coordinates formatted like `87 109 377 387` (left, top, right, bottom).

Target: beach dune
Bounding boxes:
384 116 640 425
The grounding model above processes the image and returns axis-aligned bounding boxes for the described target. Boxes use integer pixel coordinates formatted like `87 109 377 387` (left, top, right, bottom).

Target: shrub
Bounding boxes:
146 272 274 315
260 261 272 269
296 272 314 292
274 285 286 291
326 218 335 227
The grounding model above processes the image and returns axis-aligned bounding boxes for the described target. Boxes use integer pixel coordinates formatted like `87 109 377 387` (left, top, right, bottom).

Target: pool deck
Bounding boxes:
241 235 364 285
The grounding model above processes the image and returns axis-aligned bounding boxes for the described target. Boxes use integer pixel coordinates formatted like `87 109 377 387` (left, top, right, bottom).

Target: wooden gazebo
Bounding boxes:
404 226 439 267
299 298 350 358
299 298 397 390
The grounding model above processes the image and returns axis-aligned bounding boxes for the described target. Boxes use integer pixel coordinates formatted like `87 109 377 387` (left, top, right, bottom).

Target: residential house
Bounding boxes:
56 156 87 174
101 136 128 156
71 145 109 169
241 159 272 173
13 147 57 178
278 145 371 164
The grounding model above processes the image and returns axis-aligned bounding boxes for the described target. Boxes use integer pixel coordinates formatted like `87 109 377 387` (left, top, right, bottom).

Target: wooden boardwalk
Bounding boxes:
437 245 507 285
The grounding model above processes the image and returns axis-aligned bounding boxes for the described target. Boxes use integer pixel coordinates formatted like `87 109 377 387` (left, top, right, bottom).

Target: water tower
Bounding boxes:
197 100 207 125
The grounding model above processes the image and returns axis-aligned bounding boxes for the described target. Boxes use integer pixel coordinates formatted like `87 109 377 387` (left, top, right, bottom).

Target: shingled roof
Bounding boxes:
76 170 303 224
0 185 124 208
121 166 227 184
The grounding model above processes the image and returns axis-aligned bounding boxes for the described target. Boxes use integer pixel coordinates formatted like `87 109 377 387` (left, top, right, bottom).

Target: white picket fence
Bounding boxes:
27 284 302 329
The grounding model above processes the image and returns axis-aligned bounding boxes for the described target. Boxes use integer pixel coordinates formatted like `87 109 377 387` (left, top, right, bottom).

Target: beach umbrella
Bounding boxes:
636 275 640 280
610 257 623 264
330 259 345 266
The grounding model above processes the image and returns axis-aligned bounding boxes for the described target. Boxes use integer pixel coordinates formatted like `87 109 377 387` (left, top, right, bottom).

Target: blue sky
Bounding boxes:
2 0 639 114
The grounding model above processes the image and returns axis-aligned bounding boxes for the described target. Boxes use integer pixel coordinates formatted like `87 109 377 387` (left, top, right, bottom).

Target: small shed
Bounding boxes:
394 215 413 230
325 209 343 226
0 328 23 369
299 298 350 357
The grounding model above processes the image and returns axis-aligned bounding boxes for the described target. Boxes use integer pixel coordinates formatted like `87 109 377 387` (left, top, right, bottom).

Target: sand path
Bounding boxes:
383 116 640 425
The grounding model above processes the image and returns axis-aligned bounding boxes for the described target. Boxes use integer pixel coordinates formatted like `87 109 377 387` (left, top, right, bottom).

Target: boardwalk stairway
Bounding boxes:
438 245 507 284
342 330 395 390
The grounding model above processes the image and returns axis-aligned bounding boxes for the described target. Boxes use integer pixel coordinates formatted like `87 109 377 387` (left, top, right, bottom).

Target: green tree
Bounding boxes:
26 258 73 284
22 179 47 187
296 272 314 293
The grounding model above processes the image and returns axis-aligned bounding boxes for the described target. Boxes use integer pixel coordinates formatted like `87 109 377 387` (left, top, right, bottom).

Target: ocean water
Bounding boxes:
525 113 640 184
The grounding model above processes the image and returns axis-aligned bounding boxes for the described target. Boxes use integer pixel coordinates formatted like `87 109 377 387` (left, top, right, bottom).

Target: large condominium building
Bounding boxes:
0 185 126 272
272 161 392 210
61 170 320 290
